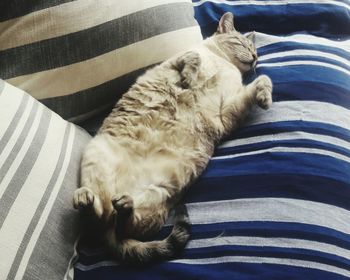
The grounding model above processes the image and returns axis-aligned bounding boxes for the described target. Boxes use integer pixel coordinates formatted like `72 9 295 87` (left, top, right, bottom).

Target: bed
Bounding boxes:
74 1 350 279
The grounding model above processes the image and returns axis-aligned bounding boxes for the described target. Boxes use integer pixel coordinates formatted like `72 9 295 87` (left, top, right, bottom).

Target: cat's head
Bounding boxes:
212 12 257 73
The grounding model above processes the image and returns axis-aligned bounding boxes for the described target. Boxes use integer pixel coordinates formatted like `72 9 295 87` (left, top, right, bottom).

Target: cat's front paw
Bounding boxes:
177 51 201 89
255 75 273 109
112 194 134 215
73 187 94 209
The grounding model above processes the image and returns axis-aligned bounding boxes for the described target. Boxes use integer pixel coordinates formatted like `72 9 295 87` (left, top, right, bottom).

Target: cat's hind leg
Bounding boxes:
175 51 201 89
75 170 105 217
73 179 104 218
111 185 172 239
111 193 134 238
73 136 113 218
112 193 133 215
73 187 94 209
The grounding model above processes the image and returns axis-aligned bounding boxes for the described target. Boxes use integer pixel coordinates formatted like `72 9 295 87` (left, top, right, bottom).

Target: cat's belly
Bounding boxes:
93 129 211 196
115 139 210 196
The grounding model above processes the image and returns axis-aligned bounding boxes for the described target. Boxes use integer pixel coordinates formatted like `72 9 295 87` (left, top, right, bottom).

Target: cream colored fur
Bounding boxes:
73 12 273 263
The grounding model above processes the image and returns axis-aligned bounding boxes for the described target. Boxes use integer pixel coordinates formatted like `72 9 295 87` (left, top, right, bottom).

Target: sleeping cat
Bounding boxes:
73 12 273 263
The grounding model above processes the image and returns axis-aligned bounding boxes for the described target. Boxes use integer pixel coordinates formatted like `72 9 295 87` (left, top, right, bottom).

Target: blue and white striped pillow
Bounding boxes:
74 1 350 279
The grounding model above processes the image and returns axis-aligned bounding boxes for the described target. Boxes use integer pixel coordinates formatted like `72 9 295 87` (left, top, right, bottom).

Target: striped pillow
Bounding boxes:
0 0 203 122
0 80 91 280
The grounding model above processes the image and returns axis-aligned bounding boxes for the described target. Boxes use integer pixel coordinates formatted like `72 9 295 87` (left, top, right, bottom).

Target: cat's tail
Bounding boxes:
112 204 190 264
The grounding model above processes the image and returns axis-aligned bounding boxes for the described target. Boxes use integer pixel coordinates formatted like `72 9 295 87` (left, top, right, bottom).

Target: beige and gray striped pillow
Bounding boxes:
0 80 91 280
0 0 203 122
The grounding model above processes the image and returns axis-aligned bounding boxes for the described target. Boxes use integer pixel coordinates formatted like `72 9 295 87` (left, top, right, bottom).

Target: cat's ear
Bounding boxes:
217 12 235 34
245 32 255 42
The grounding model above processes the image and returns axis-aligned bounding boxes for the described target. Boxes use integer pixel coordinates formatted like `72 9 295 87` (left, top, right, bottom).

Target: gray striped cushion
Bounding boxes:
0 0 202 122
0 80 91 280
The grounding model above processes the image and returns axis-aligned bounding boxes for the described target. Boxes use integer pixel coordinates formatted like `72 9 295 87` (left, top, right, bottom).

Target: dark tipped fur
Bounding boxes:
112 204 190 264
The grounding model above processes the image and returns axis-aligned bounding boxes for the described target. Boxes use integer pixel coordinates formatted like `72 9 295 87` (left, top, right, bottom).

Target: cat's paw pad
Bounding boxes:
181 72 197 89
255 75 273 109
73 187 94 209
112 194 134 214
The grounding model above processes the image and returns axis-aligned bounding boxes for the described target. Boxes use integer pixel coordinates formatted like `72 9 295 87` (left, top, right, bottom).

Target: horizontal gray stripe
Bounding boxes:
188 236 350 259
247 101 350 131
41 66 152 122
187 198 350 235
170 256 350 278
0 94 29 155
23 126 90 280
0 100 38 182
0 109 51 229
0 3 196 79
220 131 350 151
212 147 350 166
7 124 71 280
0 0 74 22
